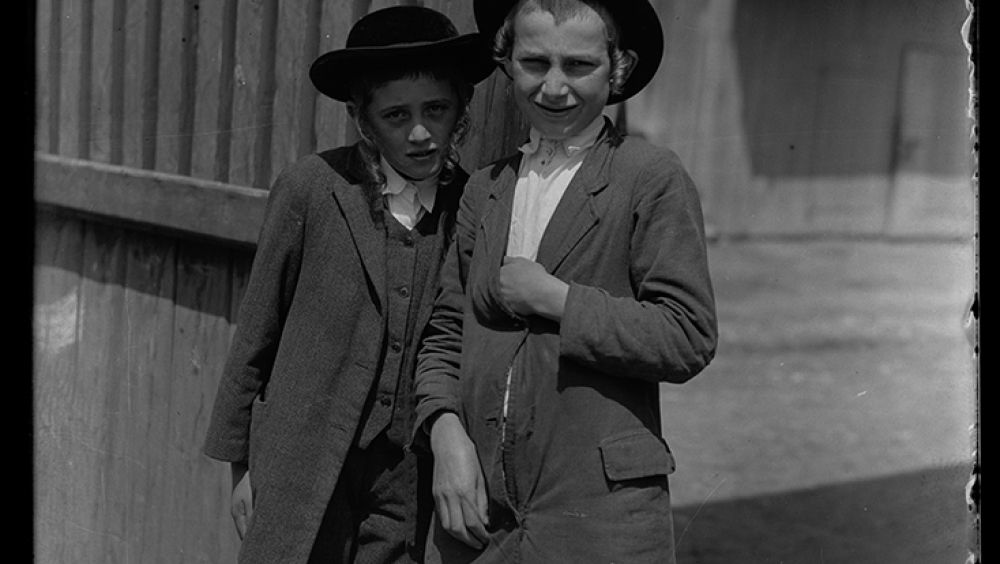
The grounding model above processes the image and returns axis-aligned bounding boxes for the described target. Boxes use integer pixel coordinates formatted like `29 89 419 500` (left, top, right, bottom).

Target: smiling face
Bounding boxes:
361 75 461 181
505 7 612 140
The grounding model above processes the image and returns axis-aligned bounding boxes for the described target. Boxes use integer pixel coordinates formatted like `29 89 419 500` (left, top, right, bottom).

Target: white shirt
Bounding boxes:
506 116 605 260
380 157 438 230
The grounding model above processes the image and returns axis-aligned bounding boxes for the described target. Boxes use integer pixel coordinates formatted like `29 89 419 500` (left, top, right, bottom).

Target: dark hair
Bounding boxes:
492 0 635 97
348 63 474 191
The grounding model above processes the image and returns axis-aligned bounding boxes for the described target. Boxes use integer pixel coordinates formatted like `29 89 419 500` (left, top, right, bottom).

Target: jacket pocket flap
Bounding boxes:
599 432 676 481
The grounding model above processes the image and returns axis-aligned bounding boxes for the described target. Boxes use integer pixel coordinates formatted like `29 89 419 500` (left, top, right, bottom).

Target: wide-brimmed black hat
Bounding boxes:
473 0 664 105
310 6 497 102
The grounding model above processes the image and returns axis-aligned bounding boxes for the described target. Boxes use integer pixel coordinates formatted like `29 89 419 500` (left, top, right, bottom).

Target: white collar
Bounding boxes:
519 115 606 158
379 157 438 214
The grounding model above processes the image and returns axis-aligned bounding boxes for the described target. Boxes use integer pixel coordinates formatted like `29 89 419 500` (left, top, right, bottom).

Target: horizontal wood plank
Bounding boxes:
35 153 268 247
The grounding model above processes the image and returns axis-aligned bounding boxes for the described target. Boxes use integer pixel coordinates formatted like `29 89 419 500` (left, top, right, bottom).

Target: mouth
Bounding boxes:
407 147 438 160
535 103 577 118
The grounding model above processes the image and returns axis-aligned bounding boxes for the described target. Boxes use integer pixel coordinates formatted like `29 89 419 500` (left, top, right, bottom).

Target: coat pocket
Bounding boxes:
599 431 676 482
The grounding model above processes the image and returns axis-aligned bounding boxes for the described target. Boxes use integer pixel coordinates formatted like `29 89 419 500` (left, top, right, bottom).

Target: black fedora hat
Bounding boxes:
473 0 664 105
310 6 497 102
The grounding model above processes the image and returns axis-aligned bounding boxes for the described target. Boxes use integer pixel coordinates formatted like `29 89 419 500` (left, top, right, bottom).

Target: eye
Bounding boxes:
380 108 409 122
518 57 549 73
565 59 598 74
425 102 452 117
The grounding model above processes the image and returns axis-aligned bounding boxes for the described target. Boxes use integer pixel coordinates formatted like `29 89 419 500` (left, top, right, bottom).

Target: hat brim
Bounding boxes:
310 34 497 102
474 0 664 105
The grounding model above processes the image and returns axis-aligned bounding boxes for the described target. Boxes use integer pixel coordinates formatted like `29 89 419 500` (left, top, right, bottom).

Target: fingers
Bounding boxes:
436 491 488 549
232 499 248 540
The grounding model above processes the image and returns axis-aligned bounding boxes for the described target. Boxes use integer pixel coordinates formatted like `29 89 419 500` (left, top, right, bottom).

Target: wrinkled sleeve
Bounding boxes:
410 179 483 454
559 160 718 384
202 169 307 463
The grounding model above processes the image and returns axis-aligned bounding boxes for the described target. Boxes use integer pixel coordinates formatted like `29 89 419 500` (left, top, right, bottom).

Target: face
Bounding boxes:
505 8 612 140
361 76 460 181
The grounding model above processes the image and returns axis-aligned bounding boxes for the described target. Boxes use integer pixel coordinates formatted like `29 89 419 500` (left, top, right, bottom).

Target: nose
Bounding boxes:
539 68 570 99
409 123 432 144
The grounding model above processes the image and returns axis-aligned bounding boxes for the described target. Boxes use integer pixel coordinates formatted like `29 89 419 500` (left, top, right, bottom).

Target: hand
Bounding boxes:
230 462 253 540
498 256 569 321
429 413 490 549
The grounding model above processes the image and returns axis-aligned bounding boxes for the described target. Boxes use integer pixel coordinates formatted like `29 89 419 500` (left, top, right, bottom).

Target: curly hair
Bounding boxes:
491 0 635 97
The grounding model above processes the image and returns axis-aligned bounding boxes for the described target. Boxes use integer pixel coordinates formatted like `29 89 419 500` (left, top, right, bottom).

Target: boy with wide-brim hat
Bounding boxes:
413 0 718 562
203 6 494 564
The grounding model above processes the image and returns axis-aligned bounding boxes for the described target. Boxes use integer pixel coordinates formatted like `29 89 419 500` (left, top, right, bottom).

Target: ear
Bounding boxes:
621 49 639 83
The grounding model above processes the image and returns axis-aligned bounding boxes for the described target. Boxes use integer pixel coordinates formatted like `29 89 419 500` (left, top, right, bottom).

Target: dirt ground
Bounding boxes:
660 240 978 563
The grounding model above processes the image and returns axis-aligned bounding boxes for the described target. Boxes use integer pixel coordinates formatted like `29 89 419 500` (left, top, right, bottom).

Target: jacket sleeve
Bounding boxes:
559 157 718 384
410 177 483 454
202 167 308 463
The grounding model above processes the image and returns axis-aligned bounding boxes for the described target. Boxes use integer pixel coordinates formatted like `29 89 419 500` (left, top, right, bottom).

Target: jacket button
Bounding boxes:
391 341 402 353
399 286 410 298
404 237 415 247
379 396 392 407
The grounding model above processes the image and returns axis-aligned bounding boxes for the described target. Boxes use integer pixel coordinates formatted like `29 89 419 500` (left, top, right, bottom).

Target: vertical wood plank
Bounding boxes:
37 0 54 152
72 220 131 562
34 212 86 563
176 0 200 176
252 0 280 189
162 241 236 562
190 0 226 181
119 230 178 564
140 0 163 169
271 0 321 181
314 0 364 152
108 0 128 164
228 0 263 187
121 0 147 168
296 0 324 159
213 0 239 183
76 0 94 160
88 0 113 162
58 0 82 156
154 0 185 173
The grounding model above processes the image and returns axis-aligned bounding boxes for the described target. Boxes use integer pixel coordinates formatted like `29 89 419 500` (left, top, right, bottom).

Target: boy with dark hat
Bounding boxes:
202 6 495 563
413 0 718 562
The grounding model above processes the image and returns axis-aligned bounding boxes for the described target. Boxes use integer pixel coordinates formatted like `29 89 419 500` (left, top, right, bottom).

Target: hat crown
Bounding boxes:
347 6 460 49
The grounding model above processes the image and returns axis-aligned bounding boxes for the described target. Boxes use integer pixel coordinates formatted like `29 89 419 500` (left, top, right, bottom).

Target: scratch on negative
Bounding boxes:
675 478 727 550
561 510 587 518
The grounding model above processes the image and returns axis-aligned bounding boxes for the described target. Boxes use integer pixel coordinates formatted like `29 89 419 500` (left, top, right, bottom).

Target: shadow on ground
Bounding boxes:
673 463 973 564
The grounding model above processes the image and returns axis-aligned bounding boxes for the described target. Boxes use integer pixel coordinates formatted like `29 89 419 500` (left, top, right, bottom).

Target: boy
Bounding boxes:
202 7 494 563
413 1 718 562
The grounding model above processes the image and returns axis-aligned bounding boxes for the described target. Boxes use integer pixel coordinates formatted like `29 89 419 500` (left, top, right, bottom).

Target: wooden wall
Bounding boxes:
35 208 253 563
33 1 527 562
34 0 527 189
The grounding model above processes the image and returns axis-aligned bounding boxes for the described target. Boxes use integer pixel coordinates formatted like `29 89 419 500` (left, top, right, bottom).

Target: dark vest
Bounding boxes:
356 205 442 449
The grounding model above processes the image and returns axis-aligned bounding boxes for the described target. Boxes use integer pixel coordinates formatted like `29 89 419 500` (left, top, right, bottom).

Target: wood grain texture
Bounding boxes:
190 0 225 181
228 0 263 187
119 229 178 564
35 154 269 247
72 221 130 562
87 0 114 163
163 241 236 562
34 212 86 562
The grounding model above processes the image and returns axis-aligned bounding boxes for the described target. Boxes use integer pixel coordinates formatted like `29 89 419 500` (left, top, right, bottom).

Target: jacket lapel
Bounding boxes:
535 122 617 273
479 156 522 265
328 147 386 310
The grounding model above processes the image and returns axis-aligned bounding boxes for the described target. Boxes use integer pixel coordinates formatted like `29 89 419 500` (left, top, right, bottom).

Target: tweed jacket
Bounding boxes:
414 120 718 564
203 144 465 564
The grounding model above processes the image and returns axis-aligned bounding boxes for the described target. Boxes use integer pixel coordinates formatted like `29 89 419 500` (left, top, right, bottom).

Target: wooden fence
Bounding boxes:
34 0 527 562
